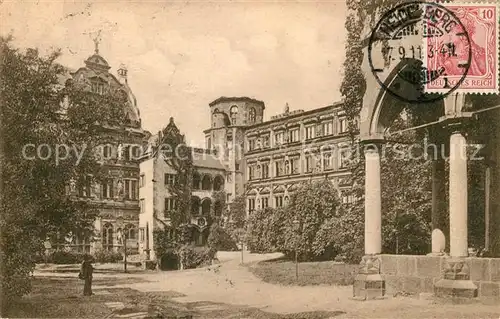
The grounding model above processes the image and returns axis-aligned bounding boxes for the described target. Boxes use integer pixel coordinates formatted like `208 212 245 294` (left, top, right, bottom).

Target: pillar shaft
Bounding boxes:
449 131 468 257
364 146 382 255
431 158 447 253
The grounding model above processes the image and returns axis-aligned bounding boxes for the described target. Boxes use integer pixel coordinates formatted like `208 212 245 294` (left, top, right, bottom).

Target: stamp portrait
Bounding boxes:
425 3 499 93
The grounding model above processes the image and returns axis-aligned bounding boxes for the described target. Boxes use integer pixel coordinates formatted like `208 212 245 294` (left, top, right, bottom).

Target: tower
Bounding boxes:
204 97 265 200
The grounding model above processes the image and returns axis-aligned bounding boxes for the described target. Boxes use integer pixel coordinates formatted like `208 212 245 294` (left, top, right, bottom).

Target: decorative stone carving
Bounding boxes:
358 255 381 274
442 258 470 280
69 178 77 193
116 179 124 198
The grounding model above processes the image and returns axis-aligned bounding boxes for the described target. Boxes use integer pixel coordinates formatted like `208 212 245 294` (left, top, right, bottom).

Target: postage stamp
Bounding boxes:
424 3 499 94
368 1 472 104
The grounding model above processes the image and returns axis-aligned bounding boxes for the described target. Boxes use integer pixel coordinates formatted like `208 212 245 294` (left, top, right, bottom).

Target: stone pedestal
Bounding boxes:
353 255 385 300
434 258 478 298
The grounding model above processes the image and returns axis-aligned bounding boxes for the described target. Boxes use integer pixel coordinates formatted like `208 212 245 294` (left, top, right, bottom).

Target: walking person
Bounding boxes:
79 254 94 296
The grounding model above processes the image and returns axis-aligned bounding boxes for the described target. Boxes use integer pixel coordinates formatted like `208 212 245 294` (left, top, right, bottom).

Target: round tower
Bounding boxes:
204 97 265 200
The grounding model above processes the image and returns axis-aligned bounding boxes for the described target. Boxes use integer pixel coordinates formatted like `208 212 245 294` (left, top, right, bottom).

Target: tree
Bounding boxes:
0 37 128 306
158 118 194 232
285 180 341 260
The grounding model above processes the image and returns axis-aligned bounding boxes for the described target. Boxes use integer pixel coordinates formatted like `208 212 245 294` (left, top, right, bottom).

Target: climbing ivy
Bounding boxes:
340 0 408 133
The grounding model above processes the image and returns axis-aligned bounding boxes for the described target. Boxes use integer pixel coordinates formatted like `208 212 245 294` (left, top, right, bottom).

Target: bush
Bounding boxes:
178 245 215 269
93 249 123 263
51 250 85 264
207 223 238 251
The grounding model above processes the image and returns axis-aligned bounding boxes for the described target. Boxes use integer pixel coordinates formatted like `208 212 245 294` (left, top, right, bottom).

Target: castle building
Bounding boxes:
203 97 357 214
58 46 148 254
138 118 231 261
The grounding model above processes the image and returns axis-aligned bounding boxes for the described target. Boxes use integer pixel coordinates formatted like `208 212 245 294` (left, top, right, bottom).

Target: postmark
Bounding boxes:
425 3 499 94
368 1 472 104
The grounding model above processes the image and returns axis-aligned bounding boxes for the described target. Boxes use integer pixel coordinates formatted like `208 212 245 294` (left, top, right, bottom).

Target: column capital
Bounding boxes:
439 116 473 135
361 139 384 155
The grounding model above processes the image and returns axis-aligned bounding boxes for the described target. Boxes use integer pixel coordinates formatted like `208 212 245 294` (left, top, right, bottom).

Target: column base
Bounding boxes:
353 273 386 300
433 258 478 298
426 252 447 256
352 255 385 300
434 279 478 298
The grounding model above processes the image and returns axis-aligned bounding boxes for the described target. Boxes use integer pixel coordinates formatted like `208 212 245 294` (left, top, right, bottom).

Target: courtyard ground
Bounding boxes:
27 252 500 318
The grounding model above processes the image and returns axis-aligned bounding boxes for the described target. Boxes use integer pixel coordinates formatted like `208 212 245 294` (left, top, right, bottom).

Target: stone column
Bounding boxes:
430 157 446 255
353 141 385 300
483 165 490 252
364 143 382 255
448 129 468 258
435 123 477 298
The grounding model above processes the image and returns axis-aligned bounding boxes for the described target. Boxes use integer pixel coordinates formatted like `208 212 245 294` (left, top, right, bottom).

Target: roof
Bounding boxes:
192 154 226 171
209 96 265 109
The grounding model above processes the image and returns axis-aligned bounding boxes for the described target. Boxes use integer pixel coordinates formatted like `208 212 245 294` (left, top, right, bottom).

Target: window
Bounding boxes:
339 118 348 133
230 105 238 124
131 145 142 160
235 163 240 171
91 81 105 95
103 144 112 158
207 137 211 150
274 132 284 146
102 223 114 251
140 199 145 214
139 228 145 242
289 129 299 143
262 135 270 148
78 175 92 197
102 179 114 199
275 195 284 208
322 121 333 136
305 155 314 173
305 126 315 140
261 197 269 208
262 163 269 179
339 150 351 168
323 153 332 170
248 198 256 213
248 139 256 151
290 158 299 174
124 224 136 240
165 197 176 215
248 166 255 180
164 173 176 186
249 107 256 123
275 160 284 177
124 179 138 200
226 193 232 202
140 174 145 187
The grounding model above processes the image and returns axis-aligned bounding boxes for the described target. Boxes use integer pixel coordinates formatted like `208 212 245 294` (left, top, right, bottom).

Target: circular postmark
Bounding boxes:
368 1 472 104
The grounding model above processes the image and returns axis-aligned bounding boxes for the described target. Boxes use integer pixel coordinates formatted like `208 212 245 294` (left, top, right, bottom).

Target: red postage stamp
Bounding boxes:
425 3 499 94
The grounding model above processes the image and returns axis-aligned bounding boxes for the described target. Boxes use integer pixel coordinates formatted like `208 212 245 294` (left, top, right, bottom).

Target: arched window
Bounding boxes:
191 196 201 215
248 107 256 123
230 105 238 124
201 175 212 190
125 224 136 240
213 175 224 191
102 223 114 251
201 198 212 215
213 199 223 216
193 172 201 190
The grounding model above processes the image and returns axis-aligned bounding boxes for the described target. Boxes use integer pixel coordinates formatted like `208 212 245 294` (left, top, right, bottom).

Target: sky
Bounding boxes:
1 0 347 145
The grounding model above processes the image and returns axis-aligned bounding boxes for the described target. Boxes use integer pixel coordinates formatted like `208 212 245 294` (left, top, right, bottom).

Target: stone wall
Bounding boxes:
380 254 500 300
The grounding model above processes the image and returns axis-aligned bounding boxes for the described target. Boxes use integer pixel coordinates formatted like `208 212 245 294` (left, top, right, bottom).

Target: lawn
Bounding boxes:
249 257 358 286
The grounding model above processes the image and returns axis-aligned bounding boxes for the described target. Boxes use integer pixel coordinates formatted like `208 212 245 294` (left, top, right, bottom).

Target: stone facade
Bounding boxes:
138 119 232 261
59 48 148 254
204 97 358 213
